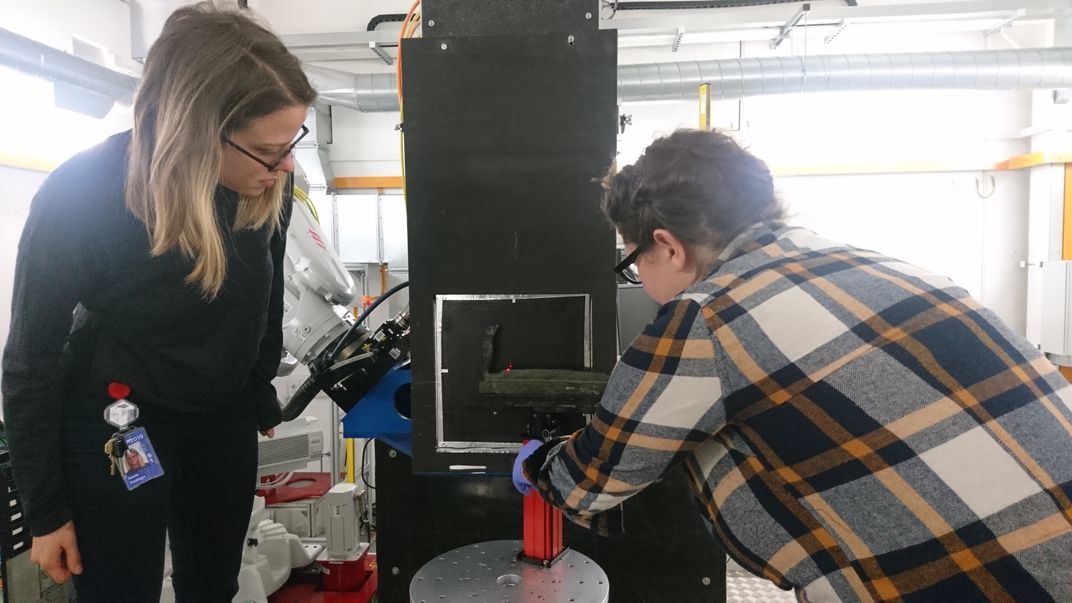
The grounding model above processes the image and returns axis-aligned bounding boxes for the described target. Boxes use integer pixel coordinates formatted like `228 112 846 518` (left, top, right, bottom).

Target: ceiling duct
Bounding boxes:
606 0 805 10
618 47 1072 101
0 26 138 106
312 47 1072 112
3 24 1069 115
303 64 398 112
294 105 335 192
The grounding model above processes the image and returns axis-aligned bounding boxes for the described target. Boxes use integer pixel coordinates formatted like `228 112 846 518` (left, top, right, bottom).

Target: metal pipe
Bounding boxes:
608 0 801 9
303 64 397 112
4 25 1070 114
308 47 1072 112
367 13 407 32
770 3 809 50
617 47 1072 102
0 27 139 105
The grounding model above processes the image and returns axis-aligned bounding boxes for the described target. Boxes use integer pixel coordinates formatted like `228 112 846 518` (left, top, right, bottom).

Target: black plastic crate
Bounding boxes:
0 450 30 562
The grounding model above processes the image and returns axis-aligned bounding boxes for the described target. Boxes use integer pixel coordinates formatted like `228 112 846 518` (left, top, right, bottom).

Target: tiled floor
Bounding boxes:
726 559 799 603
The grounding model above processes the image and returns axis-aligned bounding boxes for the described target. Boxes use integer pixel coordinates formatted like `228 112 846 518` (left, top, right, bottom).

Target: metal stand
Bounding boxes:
409 540 609 603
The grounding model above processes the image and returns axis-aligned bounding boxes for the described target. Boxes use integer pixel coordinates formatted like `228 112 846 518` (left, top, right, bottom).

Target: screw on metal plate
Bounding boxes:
427 19 436 27
702 576 712 586
440 42 448 50
388 449 398 458
568 35 575 46
585 12 592 19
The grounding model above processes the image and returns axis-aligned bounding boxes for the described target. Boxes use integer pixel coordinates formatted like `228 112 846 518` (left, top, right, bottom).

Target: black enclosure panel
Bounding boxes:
375 440 728 603
422 0 600 37
403 25 619 473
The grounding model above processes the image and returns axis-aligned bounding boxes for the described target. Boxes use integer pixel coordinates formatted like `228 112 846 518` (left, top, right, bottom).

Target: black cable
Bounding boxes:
326 280 410 366
609 0 799 9
281 281 410 423
280 372 324 422
367 13 408 31
361 438 376 490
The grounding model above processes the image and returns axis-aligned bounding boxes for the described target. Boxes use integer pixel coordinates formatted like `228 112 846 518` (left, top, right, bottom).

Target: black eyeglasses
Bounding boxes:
614 244 646 285
224 124 309 172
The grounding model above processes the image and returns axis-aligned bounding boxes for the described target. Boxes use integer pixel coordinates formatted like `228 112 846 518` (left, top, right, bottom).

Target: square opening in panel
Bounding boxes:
435 294 593 450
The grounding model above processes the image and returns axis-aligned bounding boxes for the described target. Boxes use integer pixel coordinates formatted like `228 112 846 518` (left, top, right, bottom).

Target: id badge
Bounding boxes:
118 427 164 490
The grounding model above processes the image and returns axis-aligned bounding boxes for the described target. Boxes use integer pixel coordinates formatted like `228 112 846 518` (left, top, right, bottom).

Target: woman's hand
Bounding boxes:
31 520 83 583
260 428 275 438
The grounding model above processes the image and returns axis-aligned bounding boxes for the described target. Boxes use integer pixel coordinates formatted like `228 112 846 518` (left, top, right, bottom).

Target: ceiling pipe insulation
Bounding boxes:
304 65 399 113
605 0 809 10
308 47 1072 112
0 26 138 106
2 25 1069 114
617 47 1072 102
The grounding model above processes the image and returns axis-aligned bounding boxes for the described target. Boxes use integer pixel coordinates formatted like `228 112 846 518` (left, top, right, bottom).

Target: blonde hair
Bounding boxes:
126 2 317 298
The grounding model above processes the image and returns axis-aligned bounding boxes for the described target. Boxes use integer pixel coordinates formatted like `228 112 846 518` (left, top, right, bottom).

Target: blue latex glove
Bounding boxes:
512 440 543 496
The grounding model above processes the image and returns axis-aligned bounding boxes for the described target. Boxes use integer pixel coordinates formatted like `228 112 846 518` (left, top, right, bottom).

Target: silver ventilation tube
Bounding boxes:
304 65 399 113
0 27 139 105
2 27 1069 113
306 47 1072 112
617 47 1072 102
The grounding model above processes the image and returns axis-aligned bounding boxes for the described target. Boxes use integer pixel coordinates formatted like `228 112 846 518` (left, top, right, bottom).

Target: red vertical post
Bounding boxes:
522 490 564 562
523 491 536 558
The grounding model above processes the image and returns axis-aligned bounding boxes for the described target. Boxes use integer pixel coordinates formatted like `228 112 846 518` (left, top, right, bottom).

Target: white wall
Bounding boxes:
251 0 412 36
0 0 132 63
329 109 405 178
777 171 1029 335
0 167 46 375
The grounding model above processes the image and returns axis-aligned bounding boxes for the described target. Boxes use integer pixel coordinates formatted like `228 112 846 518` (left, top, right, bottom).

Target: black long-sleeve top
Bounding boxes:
1 131 289 536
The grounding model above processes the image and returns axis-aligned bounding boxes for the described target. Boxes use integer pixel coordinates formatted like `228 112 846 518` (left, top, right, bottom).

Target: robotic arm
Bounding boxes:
228 185 398 603
279 192 410 421
281 197 357 368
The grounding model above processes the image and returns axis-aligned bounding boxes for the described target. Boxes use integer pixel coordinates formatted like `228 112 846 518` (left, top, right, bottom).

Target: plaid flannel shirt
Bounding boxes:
524 224 1072 602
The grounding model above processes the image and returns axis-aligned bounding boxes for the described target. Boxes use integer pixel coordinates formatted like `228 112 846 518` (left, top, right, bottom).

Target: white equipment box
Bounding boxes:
1042 261 1072 357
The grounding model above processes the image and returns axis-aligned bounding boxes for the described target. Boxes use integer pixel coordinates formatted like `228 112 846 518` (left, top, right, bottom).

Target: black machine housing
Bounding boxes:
404 0 618 475
377 1 728 601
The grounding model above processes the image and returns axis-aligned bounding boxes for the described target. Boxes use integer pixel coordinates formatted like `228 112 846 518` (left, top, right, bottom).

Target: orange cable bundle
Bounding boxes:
396 0 422 104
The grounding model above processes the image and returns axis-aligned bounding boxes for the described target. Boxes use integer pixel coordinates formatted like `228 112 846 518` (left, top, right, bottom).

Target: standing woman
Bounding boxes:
1 4 316 601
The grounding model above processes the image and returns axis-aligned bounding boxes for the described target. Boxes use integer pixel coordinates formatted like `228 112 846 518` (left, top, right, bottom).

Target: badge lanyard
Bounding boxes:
102 383 164 490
